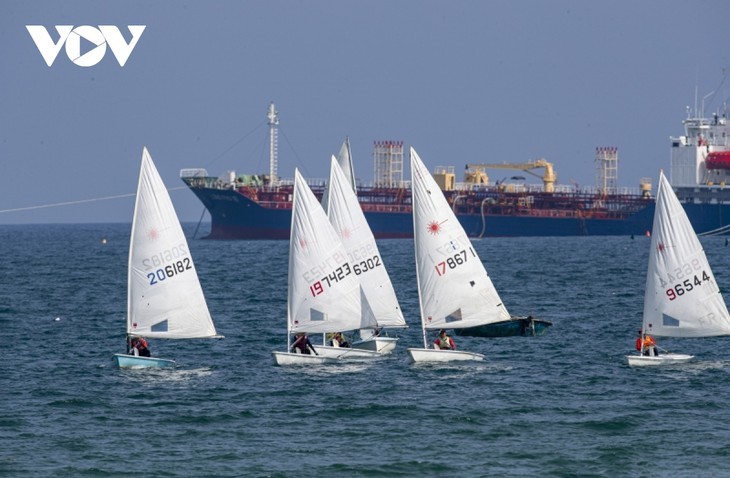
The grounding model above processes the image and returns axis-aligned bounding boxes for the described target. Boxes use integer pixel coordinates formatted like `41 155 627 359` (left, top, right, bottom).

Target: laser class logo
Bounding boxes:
26 25 146 67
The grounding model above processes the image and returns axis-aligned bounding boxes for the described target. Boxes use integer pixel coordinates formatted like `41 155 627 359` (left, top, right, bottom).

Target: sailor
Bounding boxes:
129 336 151 357
636 330 658 356
291 333 317 355
434 329 456 350
643 333 658 356
330 332 350 348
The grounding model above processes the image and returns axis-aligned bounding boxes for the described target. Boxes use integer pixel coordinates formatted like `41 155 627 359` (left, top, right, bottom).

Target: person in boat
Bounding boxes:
329 331 350 348
636 330 659 357
434 329 456 350
129 336 151 357
291 333 317 355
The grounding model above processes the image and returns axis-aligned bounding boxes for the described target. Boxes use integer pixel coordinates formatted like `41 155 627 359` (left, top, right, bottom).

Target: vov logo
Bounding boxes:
26 25 146 67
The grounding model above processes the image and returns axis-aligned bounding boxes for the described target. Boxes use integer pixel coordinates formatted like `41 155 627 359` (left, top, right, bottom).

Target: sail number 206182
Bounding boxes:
142 244 193 285
147 258 192 285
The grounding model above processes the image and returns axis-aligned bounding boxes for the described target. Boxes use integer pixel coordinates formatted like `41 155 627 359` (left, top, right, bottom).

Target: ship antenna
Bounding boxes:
268 102 279 186
701 91 715 119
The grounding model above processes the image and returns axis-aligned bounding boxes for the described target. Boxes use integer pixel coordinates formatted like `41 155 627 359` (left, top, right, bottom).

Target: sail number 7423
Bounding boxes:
309 262 352 297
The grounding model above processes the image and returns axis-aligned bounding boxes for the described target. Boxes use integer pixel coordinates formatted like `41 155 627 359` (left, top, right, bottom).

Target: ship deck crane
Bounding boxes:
464 159 557 193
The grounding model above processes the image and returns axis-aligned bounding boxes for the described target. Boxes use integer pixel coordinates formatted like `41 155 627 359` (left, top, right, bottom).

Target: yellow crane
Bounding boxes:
464 159 557 193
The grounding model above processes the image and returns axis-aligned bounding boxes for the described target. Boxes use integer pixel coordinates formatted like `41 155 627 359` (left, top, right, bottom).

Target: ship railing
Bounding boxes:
453 181 645 197
257 201 293 209
180 175 235 190
355 180 412 189
253 178 327 190
360 204 413 213
180 168 209 178
488 207 641 220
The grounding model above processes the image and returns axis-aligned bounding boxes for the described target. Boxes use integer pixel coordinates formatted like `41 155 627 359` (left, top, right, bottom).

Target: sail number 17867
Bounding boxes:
435 248 475 276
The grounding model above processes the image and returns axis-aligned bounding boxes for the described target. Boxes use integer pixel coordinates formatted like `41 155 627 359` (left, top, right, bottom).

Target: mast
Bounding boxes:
268 102 279 186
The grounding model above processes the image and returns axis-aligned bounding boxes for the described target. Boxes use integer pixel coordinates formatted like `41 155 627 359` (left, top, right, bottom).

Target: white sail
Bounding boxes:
288 169 361 334
127 147 217 339
411 147 510 331
326 158 406 329
642 171 730 337
321 137 356 212
336 136 356 189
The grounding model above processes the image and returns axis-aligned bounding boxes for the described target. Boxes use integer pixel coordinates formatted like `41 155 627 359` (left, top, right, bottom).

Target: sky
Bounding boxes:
1 0 729 224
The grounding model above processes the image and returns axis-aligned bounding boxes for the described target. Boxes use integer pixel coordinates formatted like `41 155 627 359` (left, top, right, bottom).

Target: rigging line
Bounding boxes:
698 223 730 237
707 67 729 112
205 121 266 169
0 186 189 214
278 126 310 177
192 207 207 240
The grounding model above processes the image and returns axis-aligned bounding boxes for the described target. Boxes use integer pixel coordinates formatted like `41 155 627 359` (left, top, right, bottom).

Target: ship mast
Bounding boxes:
268 102 279 186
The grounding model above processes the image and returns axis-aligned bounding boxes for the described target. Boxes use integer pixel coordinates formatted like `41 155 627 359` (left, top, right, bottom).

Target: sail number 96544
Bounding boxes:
666 270 711 301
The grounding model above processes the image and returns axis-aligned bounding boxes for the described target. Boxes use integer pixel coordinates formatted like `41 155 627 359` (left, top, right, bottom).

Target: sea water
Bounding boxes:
2 224 730 477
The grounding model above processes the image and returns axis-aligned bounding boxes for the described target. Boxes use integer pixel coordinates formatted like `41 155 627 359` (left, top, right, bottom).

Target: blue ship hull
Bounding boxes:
183 184 730 239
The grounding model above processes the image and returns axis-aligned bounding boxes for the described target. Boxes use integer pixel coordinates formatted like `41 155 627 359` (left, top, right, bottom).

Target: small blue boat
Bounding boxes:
113 353 176 368
454 315 552 338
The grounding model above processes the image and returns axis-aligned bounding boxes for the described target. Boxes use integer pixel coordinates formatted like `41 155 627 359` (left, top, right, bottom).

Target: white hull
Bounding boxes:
351 336 398 354
271 351 337 366
113 353 176 368
315 345 381 360
406 348 484 363
626 353 694 367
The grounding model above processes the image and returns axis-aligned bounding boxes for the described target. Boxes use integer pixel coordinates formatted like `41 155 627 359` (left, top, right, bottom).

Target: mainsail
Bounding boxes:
326 158 406 330
411 147 510 331
287 169 361 334
642 171 730 337
127 147 217 339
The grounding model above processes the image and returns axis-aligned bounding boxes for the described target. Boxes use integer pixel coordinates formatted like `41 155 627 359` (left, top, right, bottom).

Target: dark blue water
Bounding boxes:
2 224 730 477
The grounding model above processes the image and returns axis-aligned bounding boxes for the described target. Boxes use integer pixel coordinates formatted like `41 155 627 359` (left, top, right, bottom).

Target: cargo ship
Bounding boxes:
181 102 730 239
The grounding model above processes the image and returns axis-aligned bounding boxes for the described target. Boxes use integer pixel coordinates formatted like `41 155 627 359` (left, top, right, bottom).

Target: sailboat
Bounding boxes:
626 171 730 366
113 147 219 368
272 169 374 366
324 156 407 354
406 147 510 363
